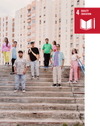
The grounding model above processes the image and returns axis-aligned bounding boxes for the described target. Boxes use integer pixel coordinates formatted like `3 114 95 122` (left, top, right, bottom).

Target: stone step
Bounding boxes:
0 78 69 82
0 91 73 97
0 79 88 87
0 86 72 92
0 119 83 126
0 91 84 97
0 97 84 104
0 86 84 92
0 103 84 111
0 110 81 119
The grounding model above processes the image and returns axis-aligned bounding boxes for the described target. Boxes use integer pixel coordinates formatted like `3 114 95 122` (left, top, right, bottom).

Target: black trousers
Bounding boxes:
11 58 16 72
44 53 50 67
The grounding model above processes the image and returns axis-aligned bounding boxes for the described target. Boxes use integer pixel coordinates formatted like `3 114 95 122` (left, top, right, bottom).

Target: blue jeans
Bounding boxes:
30 60 39 77
15 74 26 90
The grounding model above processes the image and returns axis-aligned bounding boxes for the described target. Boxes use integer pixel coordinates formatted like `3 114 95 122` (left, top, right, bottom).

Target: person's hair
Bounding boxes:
5 37 9 47
45 38 49 41
53 41 56 45
18 50 23 54
14 41 17 44
56 44 60 47
31 41 35 44
72 50 74 55
74 48 78 54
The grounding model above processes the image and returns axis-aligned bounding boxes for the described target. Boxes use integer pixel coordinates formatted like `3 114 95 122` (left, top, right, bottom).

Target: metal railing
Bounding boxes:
77 59 85 75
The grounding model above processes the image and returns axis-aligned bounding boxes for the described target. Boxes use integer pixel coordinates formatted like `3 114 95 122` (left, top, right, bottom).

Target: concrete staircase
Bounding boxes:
0 65 84 126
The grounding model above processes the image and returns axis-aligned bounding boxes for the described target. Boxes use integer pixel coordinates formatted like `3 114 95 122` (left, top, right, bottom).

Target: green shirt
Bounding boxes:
42 43 52 54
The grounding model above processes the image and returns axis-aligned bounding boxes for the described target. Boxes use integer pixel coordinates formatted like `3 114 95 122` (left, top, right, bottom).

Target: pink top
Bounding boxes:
2 42 11 52
53 45 56 52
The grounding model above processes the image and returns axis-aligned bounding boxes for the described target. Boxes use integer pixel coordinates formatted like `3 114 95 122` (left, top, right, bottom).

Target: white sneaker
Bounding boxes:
22 90 25 93
73 81 77 83
14 89 18 93
67 81 72 83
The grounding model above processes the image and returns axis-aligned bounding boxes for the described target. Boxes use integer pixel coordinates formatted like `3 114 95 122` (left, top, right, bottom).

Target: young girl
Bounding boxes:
2 37 11 65
50 41 56 65
67 48 80 83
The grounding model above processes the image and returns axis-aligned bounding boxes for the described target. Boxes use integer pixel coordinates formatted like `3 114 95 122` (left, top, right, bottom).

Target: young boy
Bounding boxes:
10 41 18 75
51 44 65 87
28 41 40 79
14 50 29 93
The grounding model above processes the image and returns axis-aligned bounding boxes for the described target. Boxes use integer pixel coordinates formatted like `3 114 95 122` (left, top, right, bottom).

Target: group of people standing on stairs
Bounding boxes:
1 37 80 93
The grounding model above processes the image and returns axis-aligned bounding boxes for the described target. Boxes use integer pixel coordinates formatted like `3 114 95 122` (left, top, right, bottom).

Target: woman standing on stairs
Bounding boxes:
67 48 80 83
2 37 11 65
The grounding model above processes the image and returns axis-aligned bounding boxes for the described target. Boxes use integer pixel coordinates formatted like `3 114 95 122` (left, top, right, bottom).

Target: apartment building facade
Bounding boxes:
0 16 14 65
0 0 85 66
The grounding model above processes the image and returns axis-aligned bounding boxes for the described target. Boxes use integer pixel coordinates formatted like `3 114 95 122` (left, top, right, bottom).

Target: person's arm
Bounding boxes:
14 66 17 74
37 48 40 61
61 53 65 69
23 66 28 74
71 60 73 68
50 44 52 54
61 59 64 69
23 60 29 74
76 54 81 59
42 45 45 54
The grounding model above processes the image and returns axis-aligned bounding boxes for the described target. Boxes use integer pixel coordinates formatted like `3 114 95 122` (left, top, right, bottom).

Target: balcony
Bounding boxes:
27 38 31 42
27 4 31 10
27 13 31 17
82 44 85 48
82 53 88 56
83 0 88 5
27 32 31 36
83 35 88 39
27 26 31 29
27 18 31 23
27 45 31 48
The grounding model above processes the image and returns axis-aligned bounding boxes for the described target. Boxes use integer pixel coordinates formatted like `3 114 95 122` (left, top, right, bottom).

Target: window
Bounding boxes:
55 20 57 24
71 26 73 31
32 13 35 17
71 1 74 7
43 26 45 31
71 35 73 39
32 6 35 11
66 35 67 40
55 34 57 38
59 18 61 23
66 20 67 24
76 34 79 39
32 19 35 24
83 40 85 44
28 10 31 13
44 6 46 9
28 22 31 26
71 18 73 23
66 27 67 32
39 15 41 18
76 41 79 47
20 15 22 18
55 27 57 31
59 4 61 9
71 10 73 15
71 43 73 47
77 0 80 5
83 56 88 62
32 33 35 37
55 14 57 17
23 21 25 23
20 44 22 48
59 34 61 37
23 26 25 29
59 27 61 30
32 26 35 31
83 47 88 53
44 20 46 23
59 12 61 17
44 14 46 17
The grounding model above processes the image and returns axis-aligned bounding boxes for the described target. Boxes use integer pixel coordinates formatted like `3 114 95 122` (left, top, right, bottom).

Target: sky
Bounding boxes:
0 0 34 17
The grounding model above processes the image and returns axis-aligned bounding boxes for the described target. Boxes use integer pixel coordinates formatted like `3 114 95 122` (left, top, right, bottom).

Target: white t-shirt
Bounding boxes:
71 54 77 61
14 58 29 75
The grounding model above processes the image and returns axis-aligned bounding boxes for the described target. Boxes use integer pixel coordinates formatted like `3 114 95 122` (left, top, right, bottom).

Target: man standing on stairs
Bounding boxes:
10 41 18 75
14 50 29 93
28 41 40 79
42 38 52 70
51 44 65 87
